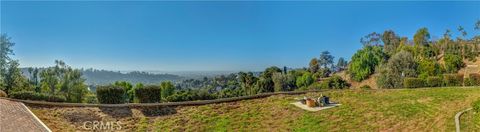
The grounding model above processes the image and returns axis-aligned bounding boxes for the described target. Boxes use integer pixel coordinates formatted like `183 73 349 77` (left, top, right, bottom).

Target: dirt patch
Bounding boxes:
63 109 102 123
337 71 378 89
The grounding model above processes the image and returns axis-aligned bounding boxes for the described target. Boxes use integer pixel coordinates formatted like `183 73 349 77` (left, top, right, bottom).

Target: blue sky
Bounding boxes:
1 1 479 71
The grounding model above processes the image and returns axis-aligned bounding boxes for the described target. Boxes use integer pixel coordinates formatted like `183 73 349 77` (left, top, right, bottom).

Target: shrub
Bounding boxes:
0 90 7 97
360 85 371 89
84 93 98 104
135 85 162 103
417 59 441 79
444 54 464 73
466 73 480 86
376 65 403 88
296 72 314 88
403 78 424 88
309 82 324 90
165 90 217 102
96 85 125 104
348 46 386 81
321 75 350 89
9 91 66 102
376 51 417 89
160 81 175 99
426 76 442 87
443 74 463 86
473 99 480 113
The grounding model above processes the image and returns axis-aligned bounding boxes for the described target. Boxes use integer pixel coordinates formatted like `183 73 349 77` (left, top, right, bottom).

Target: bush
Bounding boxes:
9 91 66 102
321 75 350 89
296 72 314 88
0 90 7 97
417 59 441 79
348 46 386 81
165 90 217 102
473 99 480 113
376 66 403 88
360 85 371 89
426 76 443 87
84 93 98 104
403 78 424 88
309 82 324 90
443 74 463 86
135 85 162 103
466 73 480 86
96 85 125 104
444 54 464 73
160 81 175 99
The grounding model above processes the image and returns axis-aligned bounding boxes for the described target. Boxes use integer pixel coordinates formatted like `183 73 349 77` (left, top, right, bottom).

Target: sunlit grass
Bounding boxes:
151 87 480 131
30 87 480 131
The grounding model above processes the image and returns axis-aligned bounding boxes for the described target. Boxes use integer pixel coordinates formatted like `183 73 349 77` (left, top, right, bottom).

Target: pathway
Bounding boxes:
0 99 51 132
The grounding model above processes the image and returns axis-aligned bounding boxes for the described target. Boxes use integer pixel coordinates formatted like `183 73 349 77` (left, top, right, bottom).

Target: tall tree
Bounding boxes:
382 30 401 55
413 28 431 46
4 60 30 94
0 34 15 90
309 58 319 73
318 51 334 69
360 32 382 46
39 61 88 103
27 68 40 92
257 66 282 93
336 57 348 71
238 72 257 95
272 72 289 92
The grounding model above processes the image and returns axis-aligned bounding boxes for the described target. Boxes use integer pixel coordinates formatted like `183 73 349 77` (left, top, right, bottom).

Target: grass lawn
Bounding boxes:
460 107 480 131
29 87 480 131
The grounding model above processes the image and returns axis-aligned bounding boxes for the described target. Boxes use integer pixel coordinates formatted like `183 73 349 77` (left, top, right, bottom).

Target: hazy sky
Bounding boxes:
1 1 479 71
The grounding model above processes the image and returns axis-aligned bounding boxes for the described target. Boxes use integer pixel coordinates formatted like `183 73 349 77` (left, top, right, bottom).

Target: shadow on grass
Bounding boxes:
138 106 177 117
99 107 133 118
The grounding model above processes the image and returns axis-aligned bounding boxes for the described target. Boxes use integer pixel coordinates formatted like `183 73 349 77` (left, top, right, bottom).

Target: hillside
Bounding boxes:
338 55 480 89
81 69 184 85
21 68 185 85
29 87 480 131
336 71 378 89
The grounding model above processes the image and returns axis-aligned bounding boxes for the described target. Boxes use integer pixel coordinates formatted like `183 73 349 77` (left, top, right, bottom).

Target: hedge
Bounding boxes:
9 91 66 102
403 78 424 88
443 74 463 86
135 85 162 103
426 76 442 87
96 85 125 104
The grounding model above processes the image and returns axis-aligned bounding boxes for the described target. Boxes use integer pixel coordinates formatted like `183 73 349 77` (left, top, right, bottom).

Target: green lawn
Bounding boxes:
31 87 480 131
460 107 480 131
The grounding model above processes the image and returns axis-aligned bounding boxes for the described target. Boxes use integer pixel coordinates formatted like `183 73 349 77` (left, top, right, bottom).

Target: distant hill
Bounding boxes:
21 68 185 85
81 69 185 85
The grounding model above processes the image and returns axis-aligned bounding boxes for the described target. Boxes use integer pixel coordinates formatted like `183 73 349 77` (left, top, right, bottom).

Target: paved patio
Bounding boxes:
0 99 51 132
